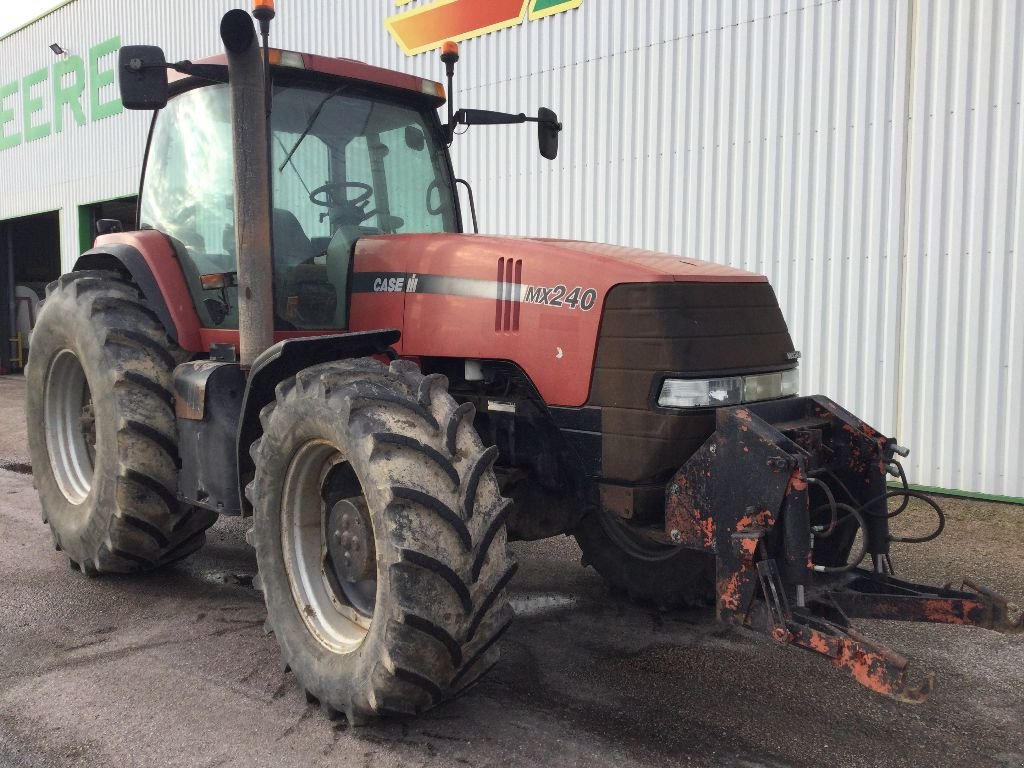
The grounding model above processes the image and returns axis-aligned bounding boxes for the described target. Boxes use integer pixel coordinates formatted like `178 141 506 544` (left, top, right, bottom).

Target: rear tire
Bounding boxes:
248 358 515 723
25 270 217 573
574 510 715 610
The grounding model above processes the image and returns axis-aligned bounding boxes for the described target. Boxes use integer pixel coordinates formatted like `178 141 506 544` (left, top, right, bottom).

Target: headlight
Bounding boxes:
658 368 798 409
657 377 743 408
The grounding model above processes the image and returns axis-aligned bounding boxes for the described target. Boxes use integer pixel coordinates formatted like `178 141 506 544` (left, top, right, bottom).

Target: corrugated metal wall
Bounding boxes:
899 1 1024 497
1 0 1021 498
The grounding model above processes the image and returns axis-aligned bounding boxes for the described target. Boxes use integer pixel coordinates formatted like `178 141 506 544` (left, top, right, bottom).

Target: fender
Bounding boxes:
75 231 204 352
235 329 401 515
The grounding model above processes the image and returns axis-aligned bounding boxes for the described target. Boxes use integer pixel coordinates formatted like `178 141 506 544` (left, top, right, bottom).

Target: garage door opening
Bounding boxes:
1 211 61 374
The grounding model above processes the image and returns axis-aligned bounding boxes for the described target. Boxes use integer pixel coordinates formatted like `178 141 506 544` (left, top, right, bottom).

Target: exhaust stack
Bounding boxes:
220 9 273 369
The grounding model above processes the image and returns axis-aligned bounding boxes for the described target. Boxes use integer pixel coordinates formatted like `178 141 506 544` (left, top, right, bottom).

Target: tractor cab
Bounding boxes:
140 58 460 331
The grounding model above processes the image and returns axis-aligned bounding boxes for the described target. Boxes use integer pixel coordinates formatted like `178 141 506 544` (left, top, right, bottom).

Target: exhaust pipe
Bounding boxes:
220 9 273 369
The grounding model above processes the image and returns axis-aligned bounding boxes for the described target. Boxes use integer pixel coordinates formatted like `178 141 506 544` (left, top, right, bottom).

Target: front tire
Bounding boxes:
25 271 217 574
574 509 715 610
248 359 515 723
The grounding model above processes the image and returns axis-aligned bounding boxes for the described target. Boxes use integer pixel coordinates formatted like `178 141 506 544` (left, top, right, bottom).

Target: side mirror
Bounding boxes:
118 46 169 110
538 107 561 160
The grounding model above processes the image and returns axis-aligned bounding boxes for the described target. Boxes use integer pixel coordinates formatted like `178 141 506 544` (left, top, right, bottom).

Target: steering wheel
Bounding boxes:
310 181 376 228
309 181 373 209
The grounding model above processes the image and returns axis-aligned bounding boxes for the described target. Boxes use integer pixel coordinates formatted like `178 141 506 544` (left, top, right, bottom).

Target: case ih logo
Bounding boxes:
386 0 584 55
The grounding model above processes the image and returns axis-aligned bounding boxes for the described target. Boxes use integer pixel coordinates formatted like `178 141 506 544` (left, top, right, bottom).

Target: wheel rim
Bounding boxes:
44 349 96 505
281 440 374 654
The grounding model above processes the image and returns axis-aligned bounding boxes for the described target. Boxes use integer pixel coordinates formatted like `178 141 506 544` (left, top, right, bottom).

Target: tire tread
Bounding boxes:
249 358 515 724
29 272 215 575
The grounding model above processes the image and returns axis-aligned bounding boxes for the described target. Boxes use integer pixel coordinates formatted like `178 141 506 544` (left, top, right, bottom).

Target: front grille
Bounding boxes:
586 281 796 483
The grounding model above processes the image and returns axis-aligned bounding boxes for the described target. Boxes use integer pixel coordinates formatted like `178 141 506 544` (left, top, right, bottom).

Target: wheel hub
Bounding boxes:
327 499 375 584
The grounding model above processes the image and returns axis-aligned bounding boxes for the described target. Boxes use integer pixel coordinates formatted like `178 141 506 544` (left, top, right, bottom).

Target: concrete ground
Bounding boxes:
0 373 1021 768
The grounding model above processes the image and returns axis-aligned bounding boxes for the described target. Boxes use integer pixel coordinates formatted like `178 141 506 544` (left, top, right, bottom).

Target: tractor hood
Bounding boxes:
499 236 763 282
348 233 774 407
354 233 764 284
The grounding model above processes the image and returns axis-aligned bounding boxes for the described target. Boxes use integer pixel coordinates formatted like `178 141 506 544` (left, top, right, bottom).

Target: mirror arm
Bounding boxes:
520 115 563 132
173 62 229 83
453 109 561 133
448 106 561 159
454 109 526 126
122 59 228 84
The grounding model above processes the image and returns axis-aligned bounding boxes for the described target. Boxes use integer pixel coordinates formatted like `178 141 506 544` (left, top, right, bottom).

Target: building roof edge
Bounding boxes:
0 0 79 44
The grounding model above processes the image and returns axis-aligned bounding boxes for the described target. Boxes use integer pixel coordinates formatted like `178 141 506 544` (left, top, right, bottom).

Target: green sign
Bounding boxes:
0 36 122 151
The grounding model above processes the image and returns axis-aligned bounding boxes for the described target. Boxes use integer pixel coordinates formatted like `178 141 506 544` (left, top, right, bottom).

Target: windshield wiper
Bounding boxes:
277 85 347 172
274 134 311 195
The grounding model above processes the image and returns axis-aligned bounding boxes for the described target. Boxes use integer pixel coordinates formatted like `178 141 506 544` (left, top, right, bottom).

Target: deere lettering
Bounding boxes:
386 0 584 56
0 36 122 152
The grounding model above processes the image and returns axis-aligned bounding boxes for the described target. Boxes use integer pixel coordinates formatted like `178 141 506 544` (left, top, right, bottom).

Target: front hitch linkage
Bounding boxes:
665 395 1023 703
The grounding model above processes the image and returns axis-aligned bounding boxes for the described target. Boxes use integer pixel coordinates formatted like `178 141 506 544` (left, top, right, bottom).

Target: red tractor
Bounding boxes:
25 5 1020 724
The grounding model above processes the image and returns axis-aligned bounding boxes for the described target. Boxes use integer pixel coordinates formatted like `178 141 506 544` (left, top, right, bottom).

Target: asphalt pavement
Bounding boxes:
1 374 1022 768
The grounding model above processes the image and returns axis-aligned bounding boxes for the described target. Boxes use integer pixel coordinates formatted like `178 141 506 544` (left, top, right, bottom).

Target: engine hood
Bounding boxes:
348 233 773 407
356 233 764 284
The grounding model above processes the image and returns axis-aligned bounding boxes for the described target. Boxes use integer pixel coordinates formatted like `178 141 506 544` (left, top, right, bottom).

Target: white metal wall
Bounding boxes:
899 1 1024 496
0 0 1021 498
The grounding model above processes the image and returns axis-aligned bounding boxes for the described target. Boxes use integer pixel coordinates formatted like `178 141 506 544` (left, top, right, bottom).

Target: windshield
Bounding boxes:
140 81 458 330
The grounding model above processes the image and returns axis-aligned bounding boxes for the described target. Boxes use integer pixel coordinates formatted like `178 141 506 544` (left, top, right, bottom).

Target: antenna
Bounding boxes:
440 41 459 142
252 0 276 115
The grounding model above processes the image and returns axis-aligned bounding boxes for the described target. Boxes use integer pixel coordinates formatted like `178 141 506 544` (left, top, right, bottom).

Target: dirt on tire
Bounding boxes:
248 358 516 724
25 270 217 574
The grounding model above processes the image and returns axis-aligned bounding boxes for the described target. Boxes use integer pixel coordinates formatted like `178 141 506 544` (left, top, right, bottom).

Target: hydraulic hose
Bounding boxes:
596 510 682 563
888 460 912 517
875 489 946 544
807 477 839 538
807 471 946 574
811 501 869 573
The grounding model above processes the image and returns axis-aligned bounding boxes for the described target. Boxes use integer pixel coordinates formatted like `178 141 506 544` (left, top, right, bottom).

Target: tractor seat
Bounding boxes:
273 208 317 268
272 208 350 328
